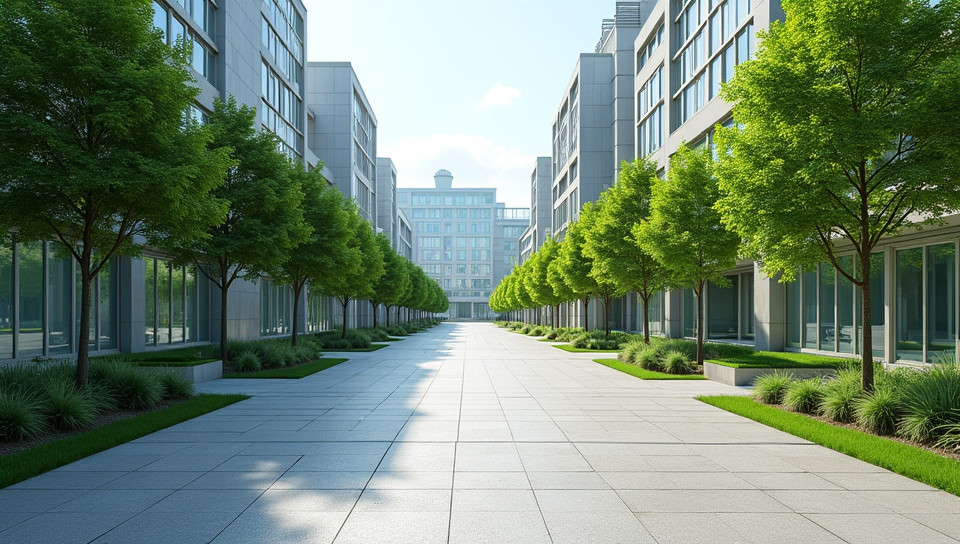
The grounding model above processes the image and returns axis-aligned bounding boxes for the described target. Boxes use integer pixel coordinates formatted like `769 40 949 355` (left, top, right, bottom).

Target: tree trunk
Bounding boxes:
641 293 651 345
341 297 350 338
582 297 590 332
74 247 93 389
291 281 302 347
553 304 559 328
220 271 229 368
695 281 705 365
860 253 875 392
604 295 612 339
372 301 379 329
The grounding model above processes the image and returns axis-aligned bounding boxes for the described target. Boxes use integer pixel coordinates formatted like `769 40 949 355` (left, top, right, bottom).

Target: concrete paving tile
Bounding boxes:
0 511 34 532
380 442 456 471
250 489 362 512
765 489 894 514
334 511 449 544
213 454 301 472
527 471 611 489
366 471 453 489
906 514 960 540
854 490 960 514
0 489 87 512
618 489 792 513
182 471 281 490
55 453 164 472
452 489 540 511
449 511 551 544
455 442 524 471
97 470 203 490
453 471 531 490
9 471 125 490
636 513 751 543
542 511 656 544
49 489 171 513
0 511 133 544
535 489 631 512
90 511 237 544
289 453 384 472
805 513 959 544
735 472 842 490
210 510 347 544
353 488 451 511
819 471 938 491
600 471 756 490
720 512 847 543
145 489 261 513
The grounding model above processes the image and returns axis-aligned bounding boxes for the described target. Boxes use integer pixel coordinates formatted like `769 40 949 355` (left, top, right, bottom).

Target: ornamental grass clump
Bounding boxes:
159 372 194 400
619 340 646 364
39 377 98 431
899 361 960 443
819 368 863 423
752 370 794 405
854 385 903 436
0 390 45 441
235 351 261 372
784 378 824 414
90 360 163 411
636 347 662 371
663 351 695 375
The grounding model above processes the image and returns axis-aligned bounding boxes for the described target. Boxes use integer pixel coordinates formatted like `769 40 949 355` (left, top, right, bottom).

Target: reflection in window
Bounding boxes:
740 272 755 340
803 270 818 349
896 248 924 361
708 276 738 340
19 242 43 356
927 243 955 361
819 264 836 352
0 236 12 358
857 252 885 358
837 257 855 354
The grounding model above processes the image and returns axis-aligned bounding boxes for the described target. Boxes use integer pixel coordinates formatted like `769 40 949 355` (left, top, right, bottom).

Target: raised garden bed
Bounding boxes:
138 359 223 383
704 351 852 386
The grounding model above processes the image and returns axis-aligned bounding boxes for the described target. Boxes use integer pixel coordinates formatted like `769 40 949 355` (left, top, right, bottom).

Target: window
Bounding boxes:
145 257 204 346
260 279 293 336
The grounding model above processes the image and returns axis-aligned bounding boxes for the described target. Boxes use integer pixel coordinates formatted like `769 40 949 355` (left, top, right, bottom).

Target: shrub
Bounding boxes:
637 347 662 371
365 328 391 341
0 390 45 441
235 351 261 372
934 421 960 451
159 372 194 400
254 343 286 368
555 327 583 342
784 378 825 414
619 341 646 364
663 351 694 375
752 370 794 405
854 385 902 436
819 368 863 423
226 340 249 362
519 324 534 334
294 345 316 363
39 377 97 431
91 361 163 410
529 326 548 336
899 362 960 443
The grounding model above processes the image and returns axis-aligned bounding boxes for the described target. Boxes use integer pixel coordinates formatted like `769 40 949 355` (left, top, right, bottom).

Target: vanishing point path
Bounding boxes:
2 322 959 543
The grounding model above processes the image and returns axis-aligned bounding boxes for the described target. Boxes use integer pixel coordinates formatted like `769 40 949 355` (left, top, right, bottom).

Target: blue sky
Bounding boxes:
303 0 624 207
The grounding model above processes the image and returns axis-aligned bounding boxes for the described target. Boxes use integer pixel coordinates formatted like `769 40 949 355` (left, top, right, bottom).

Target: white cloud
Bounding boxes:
479 82 522 109
380 133 537 208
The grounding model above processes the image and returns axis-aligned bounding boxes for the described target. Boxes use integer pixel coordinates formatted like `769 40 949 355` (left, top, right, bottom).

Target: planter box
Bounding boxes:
140 360 222 383
704 362 836 387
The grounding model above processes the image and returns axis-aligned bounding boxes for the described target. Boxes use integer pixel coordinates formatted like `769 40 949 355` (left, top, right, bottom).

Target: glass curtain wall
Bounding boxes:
706 271 754 341
260 279 293 336
144 257 204 347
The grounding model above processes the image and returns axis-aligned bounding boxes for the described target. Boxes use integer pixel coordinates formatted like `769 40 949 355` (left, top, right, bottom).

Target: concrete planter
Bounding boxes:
140 360 223 383
704 361 837 387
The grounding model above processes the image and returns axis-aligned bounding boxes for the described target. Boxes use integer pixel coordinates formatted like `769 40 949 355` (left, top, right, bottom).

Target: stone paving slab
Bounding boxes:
2 322 960 543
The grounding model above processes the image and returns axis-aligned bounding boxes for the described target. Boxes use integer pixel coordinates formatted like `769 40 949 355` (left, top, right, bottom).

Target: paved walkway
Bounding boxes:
2 322 959 543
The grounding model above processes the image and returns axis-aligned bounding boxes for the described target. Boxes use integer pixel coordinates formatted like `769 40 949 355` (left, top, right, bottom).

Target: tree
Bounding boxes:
638 145 740 364
524 236 564 328
314 204 383 337
170 97 308 364
0 0 230 387
714 0 960 389
547 238 578 327
369 234 406 329
271 170 348 346
385 257 412 327
585 158 669 344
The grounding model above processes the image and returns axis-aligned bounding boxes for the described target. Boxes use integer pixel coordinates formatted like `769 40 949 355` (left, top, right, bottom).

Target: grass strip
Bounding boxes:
552 344 620 353
706 351 852 369
223 358 348 379
698 395 960 497
594 359 706 380
133 358 220 367
322 343 389 353
0 394 248 489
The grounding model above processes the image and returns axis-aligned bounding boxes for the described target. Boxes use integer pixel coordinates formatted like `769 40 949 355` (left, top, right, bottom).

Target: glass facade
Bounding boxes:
260 279 293 336
144 257 205 347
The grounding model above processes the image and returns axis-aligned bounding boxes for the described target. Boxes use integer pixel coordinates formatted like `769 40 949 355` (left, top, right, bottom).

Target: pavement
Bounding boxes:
1 322 959 543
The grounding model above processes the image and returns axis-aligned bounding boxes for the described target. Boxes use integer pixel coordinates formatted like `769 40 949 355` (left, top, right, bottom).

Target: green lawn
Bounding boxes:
552 344 620 353
0 394 248 489
223 358 348 379
94 344 220 364
133 359 220 367
699 395 960 497
594 358 707 380
707 351 854 369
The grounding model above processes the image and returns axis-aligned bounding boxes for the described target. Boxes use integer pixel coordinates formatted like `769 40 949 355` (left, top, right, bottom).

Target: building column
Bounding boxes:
754 262 786 352
664 289 682 339
118 256 146 354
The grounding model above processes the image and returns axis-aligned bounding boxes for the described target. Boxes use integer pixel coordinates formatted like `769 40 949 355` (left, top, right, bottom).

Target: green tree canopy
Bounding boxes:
271 168 347 346
714 0 960 388
0 0 230 386
525 236 565 327
369 233 407 328
169 97 308 362
314 203 383 337
585 158 668 343
638 145 739 363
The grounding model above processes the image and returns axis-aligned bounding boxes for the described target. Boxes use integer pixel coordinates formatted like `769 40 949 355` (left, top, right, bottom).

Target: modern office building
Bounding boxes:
376 158 401 250
519 157 553 264
549 2 655 331
0 0 331 362
305 62 378 225
398 171 529 320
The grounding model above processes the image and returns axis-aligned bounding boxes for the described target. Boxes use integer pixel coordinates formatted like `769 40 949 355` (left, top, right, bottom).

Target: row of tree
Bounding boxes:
493 0 960 391
0 1 446 388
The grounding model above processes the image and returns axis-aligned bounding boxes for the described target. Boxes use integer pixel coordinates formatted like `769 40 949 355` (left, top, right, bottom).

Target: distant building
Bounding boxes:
398 171 529 319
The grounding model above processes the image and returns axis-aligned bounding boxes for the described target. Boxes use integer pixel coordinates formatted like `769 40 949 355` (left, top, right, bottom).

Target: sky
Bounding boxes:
302 0 624 208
